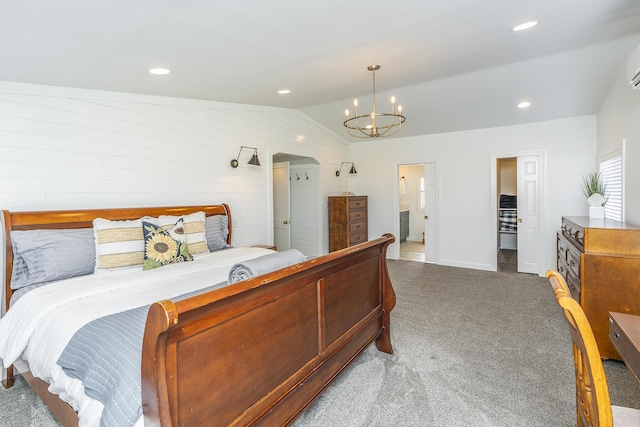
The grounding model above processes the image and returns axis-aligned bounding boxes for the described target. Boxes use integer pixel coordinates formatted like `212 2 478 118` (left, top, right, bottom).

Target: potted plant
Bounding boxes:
583 171 607 219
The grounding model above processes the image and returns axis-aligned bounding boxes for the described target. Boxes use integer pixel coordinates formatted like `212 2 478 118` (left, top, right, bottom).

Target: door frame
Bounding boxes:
269 154 323 257
490 150 546 276
392 161 439 262
273 161 291 251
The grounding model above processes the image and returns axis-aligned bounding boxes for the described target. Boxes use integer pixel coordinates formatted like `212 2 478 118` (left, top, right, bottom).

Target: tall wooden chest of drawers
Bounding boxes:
328 196 368 252
557 216 640 359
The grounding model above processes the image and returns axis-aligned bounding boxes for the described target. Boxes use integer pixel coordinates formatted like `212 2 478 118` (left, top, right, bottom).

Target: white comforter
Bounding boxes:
0 246 273 427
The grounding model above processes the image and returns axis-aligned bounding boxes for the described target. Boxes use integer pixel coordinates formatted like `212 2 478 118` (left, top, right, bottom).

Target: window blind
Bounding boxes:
600 155 623 221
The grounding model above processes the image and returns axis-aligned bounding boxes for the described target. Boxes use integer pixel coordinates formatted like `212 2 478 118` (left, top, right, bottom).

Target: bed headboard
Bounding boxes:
3 204 232 312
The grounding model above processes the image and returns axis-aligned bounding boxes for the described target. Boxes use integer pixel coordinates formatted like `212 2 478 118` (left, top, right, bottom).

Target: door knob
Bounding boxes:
283 220 289 224
517 218 522 223
424 216 428 220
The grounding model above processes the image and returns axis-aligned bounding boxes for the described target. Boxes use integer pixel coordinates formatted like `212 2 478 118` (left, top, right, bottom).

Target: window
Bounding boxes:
600 153 623 221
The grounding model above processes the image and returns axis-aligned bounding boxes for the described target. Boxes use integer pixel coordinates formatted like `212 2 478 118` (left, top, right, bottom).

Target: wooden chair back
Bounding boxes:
546 270 613 427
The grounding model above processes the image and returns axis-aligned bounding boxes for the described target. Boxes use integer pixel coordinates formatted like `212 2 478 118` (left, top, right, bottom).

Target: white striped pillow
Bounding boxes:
155 211 209 258
93 217 147 272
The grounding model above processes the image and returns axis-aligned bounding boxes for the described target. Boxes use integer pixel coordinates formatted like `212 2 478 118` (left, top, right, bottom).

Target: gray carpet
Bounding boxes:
2 260 640 426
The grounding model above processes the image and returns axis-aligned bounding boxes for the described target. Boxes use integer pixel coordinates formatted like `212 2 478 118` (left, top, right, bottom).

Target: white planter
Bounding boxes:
589 206 605 219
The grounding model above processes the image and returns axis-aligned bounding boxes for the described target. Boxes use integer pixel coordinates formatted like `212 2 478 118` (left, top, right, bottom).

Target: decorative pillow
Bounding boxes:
205 215 231 252
9 228 96 290
142 219 193 270
155 211 209 257
93 217 148 272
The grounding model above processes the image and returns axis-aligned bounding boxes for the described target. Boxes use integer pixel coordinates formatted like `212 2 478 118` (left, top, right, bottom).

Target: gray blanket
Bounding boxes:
228 249 306 283
57 281 228 427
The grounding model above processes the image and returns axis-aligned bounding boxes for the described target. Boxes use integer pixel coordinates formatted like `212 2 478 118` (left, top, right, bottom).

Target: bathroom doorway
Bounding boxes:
398 163 436 263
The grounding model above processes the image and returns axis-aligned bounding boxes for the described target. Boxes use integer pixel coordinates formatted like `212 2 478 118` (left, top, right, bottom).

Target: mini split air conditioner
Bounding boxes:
629 43 640 89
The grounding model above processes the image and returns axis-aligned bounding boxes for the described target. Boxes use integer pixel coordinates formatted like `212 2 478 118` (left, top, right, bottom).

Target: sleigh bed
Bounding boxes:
1 204 396 427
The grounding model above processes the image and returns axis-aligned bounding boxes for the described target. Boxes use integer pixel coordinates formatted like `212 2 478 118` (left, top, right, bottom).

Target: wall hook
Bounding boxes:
305 172 309 180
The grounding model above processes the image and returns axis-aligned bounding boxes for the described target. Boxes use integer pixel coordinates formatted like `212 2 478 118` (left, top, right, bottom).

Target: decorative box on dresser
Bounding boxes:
328 196 368 252
557 216 640 360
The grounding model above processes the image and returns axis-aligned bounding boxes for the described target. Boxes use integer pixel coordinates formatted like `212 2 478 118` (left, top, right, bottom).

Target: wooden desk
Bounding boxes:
609 312 640 382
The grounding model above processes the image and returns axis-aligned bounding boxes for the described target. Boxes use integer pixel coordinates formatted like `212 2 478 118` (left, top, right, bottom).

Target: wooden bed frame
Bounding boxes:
2 204 396 426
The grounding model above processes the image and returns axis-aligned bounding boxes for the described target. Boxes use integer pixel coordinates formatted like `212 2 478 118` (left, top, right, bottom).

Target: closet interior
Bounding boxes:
497 158 517 253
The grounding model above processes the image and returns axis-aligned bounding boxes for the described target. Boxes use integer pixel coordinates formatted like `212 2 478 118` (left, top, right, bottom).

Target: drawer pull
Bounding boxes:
569 260 576 267
613 331 620 343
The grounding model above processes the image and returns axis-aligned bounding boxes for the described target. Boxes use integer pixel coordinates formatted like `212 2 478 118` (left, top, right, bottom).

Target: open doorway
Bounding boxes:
497 158 517 272
272 153 321 258
397 163 436 263
494 153 541 275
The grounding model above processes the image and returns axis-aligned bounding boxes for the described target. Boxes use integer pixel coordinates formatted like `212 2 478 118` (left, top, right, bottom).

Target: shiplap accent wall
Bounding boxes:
0 81 351 256
290 164 320 257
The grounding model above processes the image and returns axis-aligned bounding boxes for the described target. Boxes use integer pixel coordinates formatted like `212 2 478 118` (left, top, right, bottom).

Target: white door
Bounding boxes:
424 163 436 263
517 155 539 274
273 162 291 251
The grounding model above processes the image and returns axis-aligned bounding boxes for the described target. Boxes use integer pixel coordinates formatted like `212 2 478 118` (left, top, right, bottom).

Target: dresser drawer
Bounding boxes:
561 218 584 248
566 269 581 302
349 221 366 233
623 333 640 378
557 233 569 262
348 231 366 246
610 315 625 356
566 245 581 278
609 313 640 376
349 210 366 222
348 197 367 211
557 256 569 279
556 251 580 301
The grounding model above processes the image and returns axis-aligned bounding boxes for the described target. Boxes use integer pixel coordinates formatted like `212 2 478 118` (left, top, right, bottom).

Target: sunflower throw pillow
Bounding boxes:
142 219 193 270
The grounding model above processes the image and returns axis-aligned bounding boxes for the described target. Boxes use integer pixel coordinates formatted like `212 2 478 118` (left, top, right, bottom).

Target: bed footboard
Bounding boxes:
141 234 395 427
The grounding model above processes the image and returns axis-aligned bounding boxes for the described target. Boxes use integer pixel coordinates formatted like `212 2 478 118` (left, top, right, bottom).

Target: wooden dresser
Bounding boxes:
328 196 368 252
557 216 640 359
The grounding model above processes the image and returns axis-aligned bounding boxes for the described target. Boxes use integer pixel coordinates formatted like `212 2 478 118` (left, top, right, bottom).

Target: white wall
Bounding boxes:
597 46 640 225
350 116 597 276
0 81 351 296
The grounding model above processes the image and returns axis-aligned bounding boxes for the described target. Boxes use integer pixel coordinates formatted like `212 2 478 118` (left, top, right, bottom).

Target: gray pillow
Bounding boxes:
10 228 96 290
205 215 231 252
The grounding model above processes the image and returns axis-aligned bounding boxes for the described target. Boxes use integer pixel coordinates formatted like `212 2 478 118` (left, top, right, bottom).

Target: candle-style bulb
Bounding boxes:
353 99 358 107
345 109 349 117
391 96 396 104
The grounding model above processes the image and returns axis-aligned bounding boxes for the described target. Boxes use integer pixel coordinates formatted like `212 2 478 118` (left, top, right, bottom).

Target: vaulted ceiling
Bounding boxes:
2 1 640 141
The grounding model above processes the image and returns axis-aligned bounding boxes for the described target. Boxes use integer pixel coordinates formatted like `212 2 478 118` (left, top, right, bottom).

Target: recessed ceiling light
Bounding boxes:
149 68 171 75
512 21 538 32
517 101 531 109
278 89 291 94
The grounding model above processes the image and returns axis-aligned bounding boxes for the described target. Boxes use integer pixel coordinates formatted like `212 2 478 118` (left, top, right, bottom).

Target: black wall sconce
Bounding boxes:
336 162 357 177
230 146 261 168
